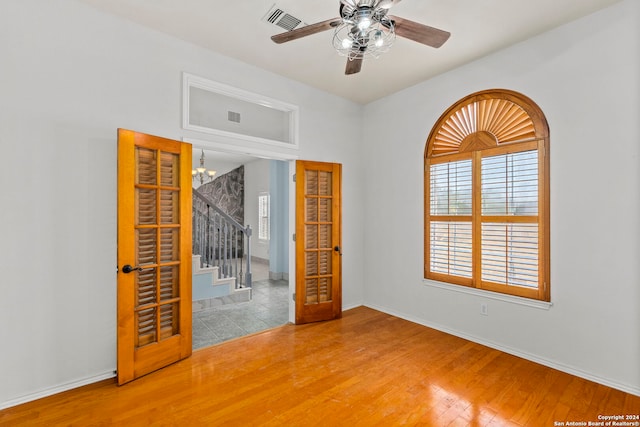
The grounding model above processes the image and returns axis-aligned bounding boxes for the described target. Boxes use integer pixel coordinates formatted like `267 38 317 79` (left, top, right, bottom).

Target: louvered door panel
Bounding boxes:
117 129 192 385
296 161 342 324
303 170 333 304
132 148 182 349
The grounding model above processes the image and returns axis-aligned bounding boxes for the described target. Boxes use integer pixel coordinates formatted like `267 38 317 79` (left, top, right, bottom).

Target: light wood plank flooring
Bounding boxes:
2 307 638 426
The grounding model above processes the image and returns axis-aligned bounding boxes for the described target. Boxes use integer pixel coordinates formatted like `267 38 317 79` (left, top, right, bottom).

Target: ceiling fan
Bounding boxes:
271 0 450 75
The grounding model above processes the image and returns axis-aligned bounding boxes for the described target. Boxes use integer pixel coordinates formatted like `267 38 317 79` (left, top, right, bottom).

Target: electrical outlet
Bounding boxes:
480 303 488 316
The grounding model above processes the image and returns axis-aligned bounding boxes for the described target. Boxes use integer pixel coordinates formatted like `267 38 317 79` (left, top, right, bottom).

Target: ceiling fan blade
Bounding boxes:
345 57 363 75
388 15 450 48
271 18 342 44
341 0 357 7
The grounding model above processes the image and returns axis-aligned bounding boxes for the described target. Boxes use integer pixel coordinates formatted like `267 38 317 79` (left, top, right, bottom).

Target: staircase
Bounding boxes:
192 255 251 312
192 188 253 312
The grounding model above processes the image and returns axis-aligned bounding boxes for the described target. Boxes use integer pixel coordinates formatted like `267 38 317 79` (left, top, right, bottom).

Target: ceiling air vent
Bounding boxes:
262 4 303 31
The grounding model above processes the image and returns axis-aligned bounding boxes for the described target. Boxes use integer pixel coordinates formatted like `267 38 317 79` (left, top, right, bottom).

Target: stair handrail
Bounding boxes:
193 188 247 232
192 188 252 289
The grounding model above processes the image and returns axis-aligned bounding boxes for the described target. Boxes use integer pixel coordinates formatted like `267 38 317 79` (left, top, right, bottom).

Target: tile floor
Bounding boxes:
192 278 290 350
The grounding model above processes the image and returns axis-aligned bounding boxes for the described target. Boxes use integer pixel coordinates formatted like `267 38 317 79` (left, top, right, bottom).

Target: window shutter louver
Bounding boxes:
481 150 539 288
481 151 538 216
430 221 473 277
429 160 473 278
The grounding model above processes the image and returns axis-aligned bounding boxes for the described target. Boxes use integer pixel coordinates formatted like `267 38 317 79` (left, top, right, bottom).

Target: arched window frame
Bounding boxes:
424 89 550 301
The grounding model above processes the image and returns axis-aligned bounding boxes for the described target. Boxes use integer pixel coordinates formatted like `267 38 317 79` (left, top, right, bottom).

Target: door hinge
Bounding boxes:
292 233 296 241
293 174 296 182
292 292 296 301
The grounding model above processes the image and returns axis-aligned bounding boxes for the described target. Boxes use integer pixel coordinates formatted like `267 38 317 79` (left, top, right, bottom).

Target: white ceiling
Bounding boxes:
77 0 620 104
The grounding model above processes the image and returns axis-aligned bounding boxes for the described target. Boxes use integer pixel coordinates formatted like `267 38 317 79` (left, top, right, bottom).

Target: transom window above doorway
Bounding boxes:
182 73 300 149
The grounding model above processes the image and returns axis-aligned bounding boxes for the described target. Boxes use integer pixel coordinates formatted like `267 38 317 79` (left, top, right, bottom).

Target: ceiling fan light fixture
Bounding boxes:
374 30 384 47
333 17 394 60
271 0 449 76
356 7 373 29
357 16 372 30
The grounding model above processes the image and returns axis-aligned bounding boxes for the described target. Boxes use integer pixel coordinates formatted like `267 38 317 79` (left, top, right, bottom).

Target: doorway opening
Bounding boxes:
190 149 291 349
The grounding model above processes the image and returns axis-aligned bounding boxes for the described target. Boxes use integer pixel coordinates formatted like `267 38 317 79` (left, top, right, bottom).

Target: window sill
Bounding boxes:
422 279 553 310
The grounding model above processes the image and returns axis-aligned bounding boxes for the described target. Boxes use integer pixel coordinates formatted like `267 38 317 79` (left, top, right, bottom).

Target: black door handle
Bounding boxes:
122 264 143 274
334 246 342 255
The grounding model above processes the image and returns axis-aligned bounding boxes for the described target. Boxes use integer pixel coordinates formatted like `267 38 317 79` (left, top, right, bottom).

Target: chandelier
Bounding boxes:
192 150 216 185
332 4 395 60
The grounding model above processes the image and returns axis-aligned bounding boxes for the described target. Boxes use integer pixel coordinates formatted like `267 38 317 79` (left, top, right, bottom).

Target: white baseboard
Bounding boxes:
364 303 640 397
0 371 116 411
343 301 365 312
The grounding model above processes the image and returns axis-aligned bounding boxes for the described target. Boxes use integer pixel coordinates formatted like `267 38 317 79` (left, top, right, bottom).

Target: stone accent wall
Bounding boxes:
197 165 244 225
193 165 245 260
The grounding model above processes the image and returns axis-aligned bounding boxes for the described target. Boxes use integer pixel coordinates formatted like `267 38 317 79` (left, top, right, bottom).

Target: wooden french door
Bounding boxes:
117 129 192 385
295 161 342 324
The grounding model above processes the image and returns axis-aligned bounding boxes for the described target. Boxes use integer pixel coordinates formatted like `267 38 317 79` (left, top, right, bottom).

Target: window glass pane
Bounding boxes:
482 150 538 216
258 193 270 240
430 221 472 278
430 160 472 215
482 223 538 287
189 86 293 144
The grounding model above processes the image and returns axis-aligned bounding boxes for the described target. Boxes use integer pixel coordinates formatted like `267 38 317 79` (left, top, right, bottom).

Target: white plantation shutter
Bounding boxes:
430 161 472 216
481 223 538 287
482 151 538 216
430 221 472 277
481 150 539 288
429 160 473 279
425 89 549 301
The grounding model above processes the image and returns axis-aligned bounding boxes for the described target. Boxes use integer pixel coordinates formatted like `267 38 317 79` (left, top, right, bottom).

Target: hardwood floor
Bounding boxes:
2 307 638 426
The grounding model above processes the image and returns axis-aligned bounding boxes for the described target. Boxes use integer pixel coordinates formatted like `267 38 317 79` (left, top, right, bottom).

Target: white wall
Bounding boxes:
362 0 640 395
244 159 271 260
0 0 364 408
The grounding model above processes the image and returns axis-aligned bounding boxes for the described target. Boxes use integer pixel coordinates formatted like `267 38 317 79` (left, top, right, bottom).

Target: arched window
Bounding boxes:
424 89 550 301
